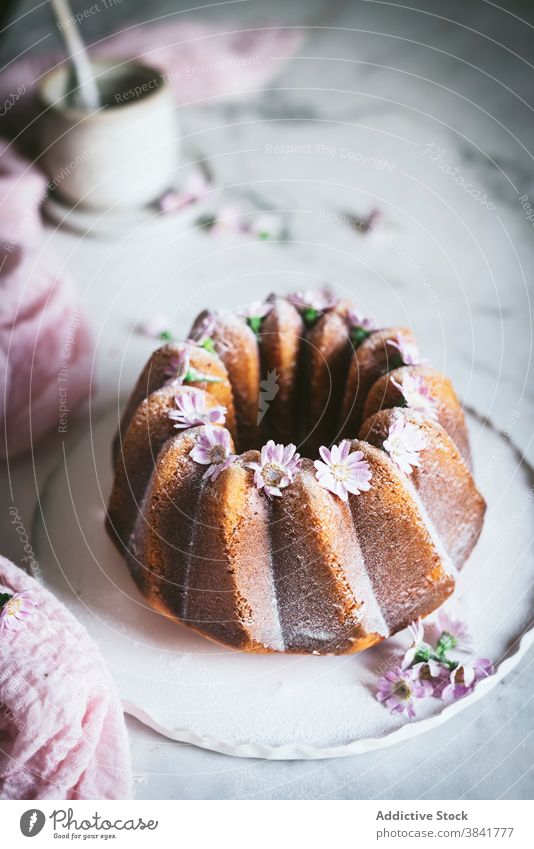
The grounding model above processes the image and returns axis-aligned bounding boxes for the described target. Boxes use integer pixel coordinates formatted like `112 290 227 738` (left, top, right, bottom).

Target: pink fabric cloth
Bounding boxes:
0 555 132 800
0 142 94 459
0 21 302 144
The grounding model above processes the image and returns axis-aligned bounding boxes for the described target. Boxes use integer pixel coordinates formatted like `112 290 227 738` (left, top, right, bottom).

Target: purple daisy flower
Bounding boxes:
134 313 173 340
165 347 190 383
169 390 226 430
0 591 34 632
441 658 494 702
387 334 426 367
236 300 273 334
412 659 451 698
210 204 248 237
247 440 301 498
346 308 378 333
165 346 222 385
236 300 273 321
376 665 433 719
159 170 210 214
189 426 235 481
346 308 378 346
314 440 372 502
382 412 428 475
408 618 425 645
188 312 217 346
402 618 433 668
392 372 437 419
287 287 338 323
249 213 284 241
436 610 473 654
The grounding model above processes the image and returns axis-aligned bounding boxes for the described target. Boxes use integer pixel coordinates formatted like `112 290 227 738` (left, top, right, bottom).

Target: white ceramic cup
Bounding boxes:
38 59 179 209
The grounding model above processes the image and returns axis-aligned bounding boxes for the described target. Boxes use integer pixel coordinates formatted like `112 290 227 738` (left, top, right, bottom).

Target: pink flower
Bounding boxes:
382 412 428 475
159 191 180 214
346 308 378 346
165 347 190 383
376 665 433 718
314 440 372 502
249 213 283 240
189 426 235 481
288 287 338 322
236 300 273 321
165 346 222 385
436 610 473 654
412 660 451 698
388 335 426 367
402 618 433 668
0 591 34 631
236 300 273 334
134 314 173 340
441 658 494 702
247 440 301 498
346 308 378 333
210 204 247 236
169 390 226 430
377 608 494 715
407 618 425 645
159 170 210 213
392 373 437 419
189 312 217 346
347 208 382 235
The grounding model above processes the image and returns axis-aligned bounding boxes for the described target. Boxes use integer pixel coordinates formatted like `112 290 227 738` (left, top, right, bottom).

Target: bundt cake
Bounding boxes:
107 290 485 655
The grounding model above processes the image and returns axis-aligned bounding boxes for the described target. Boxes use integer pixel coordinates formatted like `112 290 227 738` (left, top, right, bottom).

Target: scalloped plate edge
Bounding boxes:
122 621 534 760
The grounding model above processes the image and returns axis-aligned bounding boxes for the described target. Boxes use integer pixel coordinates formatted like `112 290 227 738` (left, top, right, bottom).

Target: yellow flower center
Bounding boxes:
5 597 22 617
330 462 350 483
263 463 285 486
209 445 227 463
393 680 412 700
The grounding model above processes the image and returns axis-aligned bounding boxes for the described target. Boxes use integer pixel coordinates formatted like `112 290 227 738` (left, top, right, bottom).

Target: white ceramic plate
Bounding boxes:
34 408 534 759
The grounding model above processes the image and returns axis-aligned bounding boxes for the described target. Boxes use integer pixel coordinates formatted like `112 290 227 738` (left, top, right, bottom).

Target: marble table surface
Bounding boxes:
1 0 533 798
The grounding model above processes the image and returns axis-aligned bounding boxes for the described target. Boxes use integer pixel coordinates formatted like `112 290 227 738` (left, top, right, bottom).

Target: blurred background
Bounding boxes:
0 0 533 799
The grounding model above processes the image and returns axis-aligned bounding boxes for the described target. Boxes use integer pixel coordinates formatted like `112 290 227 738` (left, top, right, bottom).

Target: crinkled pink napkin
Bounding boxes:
0 555 132 800
0 142 93 459
0 21 302 142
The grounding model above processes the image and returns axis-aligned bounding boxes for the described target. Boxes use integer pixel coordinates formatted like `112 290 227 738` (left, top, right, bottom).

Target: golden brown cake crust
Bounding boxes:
360 409 485 569
259 297 305 444
191 311 260 451
341 326 415 438
302 308 353 456
269 459 385 654
346 440 455 632
131 427 214 615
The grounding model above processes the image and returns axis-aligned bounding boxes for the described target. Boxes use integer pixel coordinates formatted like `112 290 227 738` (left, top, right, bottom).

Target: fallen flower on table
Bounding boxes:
198 205 286 241
376 613 494 718
158 169 211 214
342 208 382 235
249 212 285 240
208 203 248 236
133 314 174 341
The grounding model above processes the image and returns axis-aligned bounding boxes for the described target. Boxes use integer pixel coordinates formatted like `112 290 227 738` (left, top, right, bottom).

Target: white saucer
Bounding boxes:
33 408 534 759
